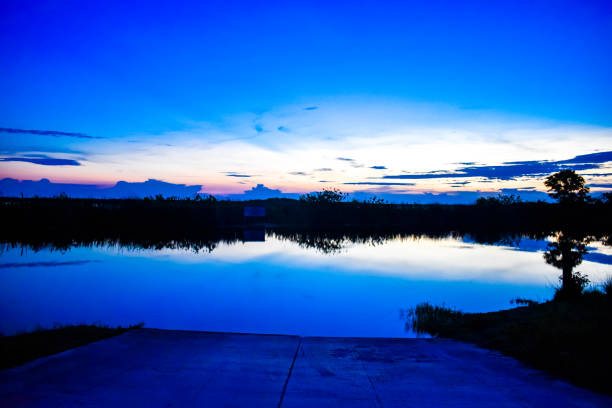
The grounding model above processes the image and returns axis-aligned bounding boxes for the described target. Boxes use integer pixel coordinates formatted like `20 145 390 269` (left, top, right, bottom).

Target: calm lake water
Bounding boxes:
1 233 610 337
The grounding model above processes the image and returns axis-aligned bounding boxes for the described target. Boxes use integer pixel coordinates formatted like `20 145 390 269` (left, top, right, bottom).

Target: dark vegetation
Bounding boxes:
2 171 608 249
0 323 143 370
1 190 610 252
1 196 609 254
408 292 612 395
406 171 612 395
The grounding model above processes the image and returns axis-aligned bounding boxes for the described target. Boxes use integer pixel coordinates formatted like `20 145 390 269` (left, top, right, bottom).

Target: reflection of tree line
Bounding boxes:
274 229 610 298
272 229 604 299
0 235 243 254
269 230 438 254
1 216 609 298
4 225 608 269
0 229 489 254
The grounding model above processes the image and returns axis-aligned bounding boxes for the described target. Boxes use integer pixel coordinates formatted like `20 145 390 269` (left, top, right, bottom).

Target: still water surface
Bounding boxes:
1 233 610 337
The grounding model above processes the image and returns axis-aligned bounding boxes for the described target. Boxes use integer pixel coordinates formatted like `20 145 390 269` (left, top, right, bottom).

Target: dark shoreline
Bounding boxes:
409 293 612 395
0 324 143 370
1 196 610 250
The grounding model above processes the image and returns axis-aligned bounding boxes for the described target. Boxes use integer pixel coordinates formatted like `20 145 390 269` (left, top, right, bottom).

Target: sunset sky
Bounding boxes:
1 1 611 199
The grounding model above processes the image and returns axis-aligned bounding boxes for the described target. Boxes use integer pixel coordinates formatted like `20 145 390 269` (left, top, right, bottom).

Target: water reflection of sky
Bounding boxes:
462 235 612 266
1 235 610 337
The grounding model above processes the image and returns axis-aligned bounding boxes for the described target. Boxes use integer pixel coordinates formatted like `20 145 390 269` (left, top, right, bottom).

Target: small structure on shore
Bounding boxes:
243 206 265 218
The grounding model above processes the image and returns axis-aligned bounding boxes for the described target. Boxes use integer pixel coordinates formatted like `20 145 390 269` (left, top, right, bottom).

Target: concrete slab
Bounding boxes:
282 337 612 408
0 329 300 407
1 329 611 407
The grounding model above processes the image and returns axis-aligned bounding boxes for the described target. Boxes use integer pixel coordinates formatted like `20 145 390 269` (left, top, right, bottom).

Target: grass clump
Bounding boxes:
408 293 612 395
407 303 464 334
602 275 612 296
0 323 143 370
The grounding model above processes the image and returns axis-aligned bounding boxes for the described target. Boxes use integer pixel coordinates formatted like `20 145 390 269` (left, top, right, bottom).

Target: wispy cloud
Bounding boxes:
0 128 103 139
344 182 415 186
224 173 253 178
382 151 612 181
336 157 365 168
1 156 81 166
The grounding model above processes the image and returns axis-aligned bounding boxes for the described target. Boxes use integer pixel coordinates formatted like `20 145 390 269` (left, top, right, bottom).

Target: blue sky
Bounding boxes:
1 1 611 199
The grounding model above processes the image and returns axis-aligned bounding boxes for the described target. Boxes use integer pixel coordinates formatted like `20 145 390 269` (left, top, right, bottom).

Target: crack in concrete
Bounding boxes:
278 337 302 407
367 374 384 408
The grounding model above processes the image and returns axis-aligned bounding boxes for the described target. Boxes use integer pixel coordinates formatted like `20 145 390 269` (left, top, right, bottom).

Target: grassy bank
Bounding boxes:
0 323 143 370
408 292 612 395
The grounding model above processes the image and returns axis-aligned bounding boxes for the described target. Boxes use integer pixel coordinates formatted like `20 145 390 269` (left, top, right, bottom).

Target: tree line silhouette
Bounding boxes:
1 170 609 257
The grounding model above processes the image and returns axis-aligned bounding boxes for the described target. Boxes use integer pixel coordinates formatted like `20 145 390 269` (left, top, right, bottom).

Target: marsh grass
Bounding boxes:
406 303 464 334
0 323 143 370
602 275 612 296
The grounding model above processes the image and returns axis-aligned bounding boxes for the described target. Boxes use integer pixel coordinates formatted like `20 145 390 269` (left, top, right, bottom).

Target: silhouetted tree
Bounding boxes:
299 188 347 203
544 170 590 205
475 194 522 207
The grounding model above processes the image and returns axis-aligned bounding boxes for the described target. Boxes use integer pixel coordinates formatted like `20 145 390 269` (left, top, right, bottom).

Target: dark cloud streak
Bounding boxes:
344 182 415 186
0 128 103 139
1 157 81 166
0 260 98 268
383 151 612 181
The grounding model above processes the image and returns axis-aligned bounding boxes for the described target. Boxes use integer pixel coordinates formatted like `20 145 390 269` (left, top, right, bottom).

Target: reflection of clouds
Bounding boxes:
102 235 610 285
590 241 612 255
0 260 98 268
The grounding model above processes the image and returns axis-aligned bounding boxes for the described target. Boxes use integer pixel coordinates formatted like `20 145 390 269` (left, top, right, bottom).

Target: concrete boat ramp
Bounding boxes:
1 329 610 407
